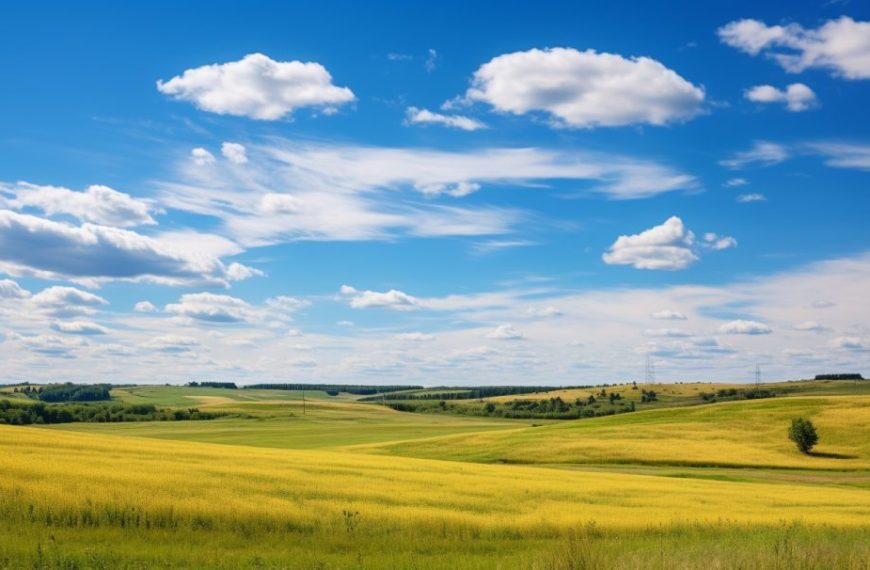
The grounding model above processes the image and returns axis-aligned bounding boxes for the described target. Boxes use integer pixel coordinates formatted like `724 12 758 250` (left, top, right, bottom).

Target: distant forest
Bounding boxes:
0 400 223 425
815 374 864 380
11 383 112 403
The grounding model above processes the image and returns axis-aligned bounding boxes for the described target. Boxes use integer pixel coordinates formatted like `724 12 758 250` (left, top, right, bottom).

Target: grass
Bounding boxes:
110 385 350 407
46 399 529 449
2 425 870 568
3 380 870 568
370 395 870 470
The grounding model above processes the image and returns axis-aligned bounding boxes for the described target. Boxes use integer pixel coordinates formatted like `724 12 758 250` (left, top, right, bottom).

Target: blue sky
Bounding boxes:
0 0 868 384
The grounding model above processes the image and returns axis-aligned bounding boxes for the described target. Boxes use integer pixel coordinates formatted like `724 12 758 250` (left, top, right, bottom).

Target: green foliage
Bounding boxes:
640 390 658 403
815 373 863 380
37 383 111 402
700 388 775 403
788 417 819 454
0 399 223 425
186 381 238 389
385 395 635 420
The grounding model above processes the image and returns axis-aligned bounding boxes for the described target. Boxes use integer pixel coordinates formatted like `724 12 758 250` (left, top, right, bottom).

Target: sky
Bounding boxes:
0 0 869 385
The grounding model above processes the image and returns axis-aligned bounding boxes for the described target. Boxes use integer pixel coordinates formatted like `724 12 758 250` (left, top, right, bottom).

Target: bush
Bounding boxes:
788 418 819 454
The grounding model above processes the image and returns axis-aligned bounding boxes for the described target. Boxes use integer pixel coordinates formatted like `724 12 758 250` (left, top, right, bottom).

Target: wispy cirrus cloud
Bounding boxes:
405 107 486 131
720 141 789 169
155 138 697 248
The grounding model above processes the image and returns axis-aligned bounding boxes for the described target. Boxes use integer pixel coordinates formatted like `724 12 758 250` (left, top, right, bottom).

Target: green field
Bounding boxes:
2 380 870 568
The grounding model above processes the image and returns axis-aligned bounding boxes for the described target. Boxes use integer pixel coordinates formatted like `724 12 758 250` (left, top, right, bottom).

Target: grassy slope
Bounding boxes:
110 385 347 406
6 381 870 568
2 425 870 568
368 395 870 470
484 378 870 406
46 398 534 449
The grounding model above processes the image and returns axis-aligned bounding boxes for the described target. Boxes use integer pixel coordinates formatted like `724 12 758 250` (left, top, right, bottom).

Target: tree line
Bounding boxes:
385 393 637 420
11 383 113 402
186 381 238 389
814 373 863 380
699 388 775 403
0 400 224 425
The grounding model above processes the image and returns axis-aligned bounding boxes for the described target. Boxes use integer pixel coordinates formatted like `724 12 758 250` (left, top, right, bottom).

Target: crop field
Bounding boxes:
1 381 869 568
371 395 870 469
47 399 528 450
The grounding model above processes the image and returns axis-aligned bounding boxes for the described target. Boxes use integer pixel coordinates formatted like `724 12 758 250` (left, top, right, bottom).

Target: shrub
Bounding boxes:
788 418 819 454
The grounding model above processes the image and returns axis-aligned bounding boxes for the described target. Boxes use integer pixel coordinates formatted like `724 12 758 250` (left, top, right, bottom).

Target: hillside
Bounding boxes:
368 395 870 470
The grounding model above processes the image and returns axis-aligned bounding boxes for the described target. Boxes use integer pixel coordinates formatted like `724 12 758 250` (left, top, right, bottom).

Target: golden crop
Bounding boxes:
2 424 869 537
373 396 870 470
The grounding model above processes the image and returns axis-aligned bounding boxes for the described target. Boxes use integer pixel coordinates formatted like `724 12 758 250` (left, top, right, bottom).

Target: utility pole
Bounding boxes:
755 363 761 389
645 354 656 385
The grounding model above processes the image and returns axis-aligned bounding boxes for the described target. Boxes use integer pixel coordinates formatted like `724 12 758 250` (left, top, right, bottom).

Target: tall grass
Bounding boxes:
373 395 870 469
1 424 869 568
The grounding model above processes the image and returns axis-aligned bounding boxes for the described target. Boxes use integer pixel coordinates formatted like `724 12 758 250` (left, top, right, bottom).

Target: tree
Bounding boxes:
788 418 819 454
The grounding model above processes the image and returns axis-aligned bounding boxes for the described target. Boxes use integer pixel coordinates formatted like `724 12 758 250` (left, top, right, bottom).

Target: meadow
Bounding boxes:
1 381 869 568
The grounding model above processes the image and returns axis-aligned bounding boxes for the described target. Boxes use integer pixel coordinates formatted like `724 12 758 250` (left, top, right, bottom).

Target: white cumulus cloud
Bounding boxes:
1 182 156 227
221 142 248 164
0 210 257 286
719 17 870 79
718 320 772 335
604 217 736 270
134 301 157 313
31 286 107 310
157 53 356 120
485 324 524 340
191 148 216 166
0 279 31 299
702 232 738 251
460 47 705 128
340 285 421 311
745 83 818 112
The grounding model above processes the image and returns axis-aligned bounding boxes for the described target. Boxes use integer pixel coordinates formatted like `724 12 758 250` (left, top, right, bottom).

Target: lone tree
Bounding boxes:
788 418 819 454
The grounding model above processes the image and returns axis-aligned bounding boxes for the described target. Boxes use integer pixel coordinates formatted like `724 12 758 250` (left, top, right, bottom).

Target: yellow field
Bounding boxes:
373 395 870 470
5 424 870 532
2 383 870 568
483 382 740 403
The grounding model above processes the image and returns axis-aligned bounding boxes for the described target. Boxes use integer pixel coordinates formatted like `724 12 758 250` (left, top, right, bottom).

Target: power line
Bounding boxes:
646 354 656 385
